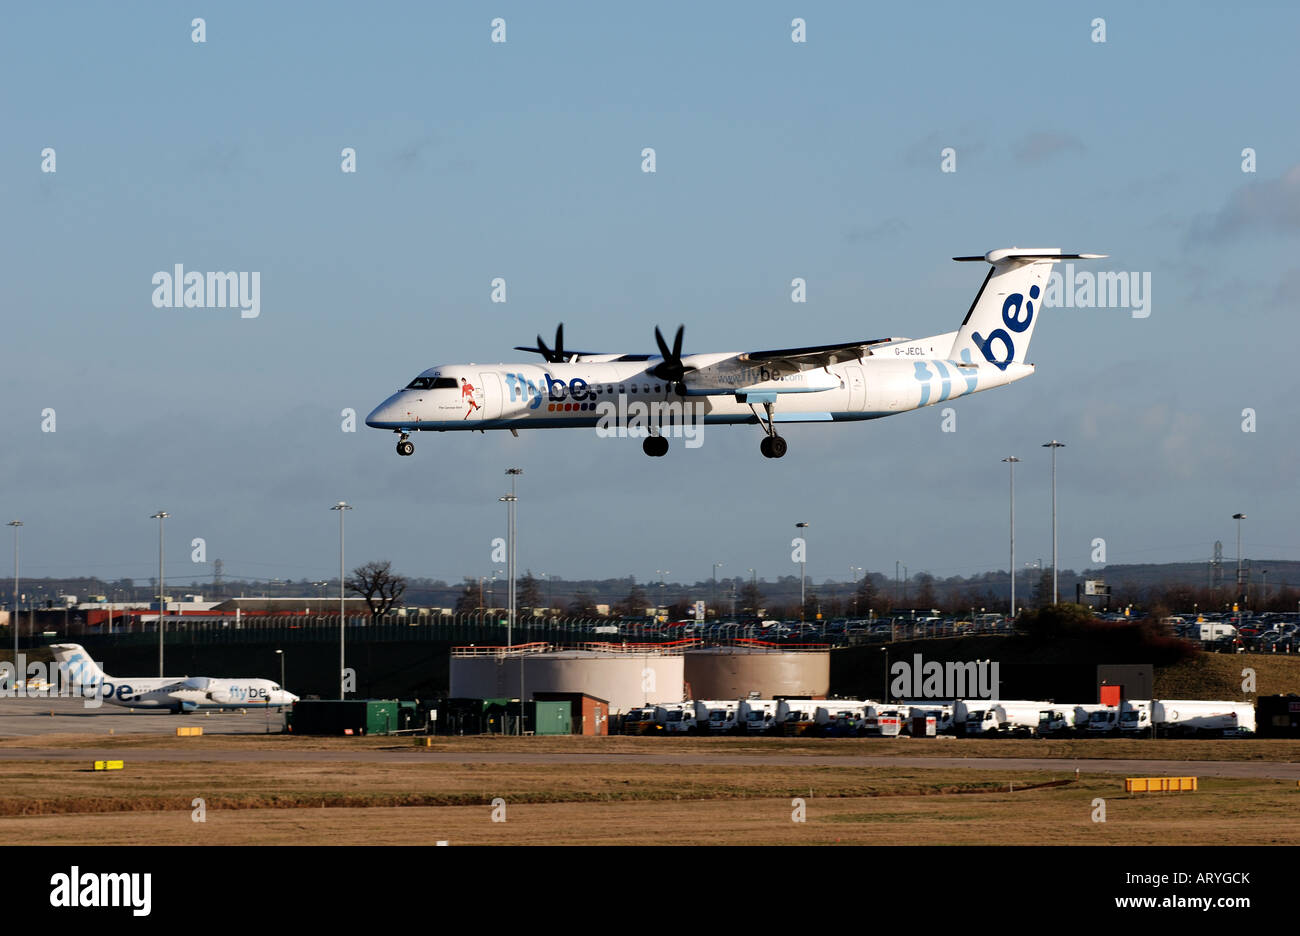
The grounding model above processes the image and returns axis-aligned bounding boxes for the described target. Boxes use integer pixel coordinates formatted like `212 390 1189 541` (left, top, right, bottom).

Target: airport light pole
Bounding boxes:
796 522 809 622
1042 441 1065 605
8 521 21 664
501 467 522 647
331 502 352 700
1233 513 1246 605
712 561 723 620
1002 457 1020 619
275 649 285 691
505 468 523 733
150 511 169 676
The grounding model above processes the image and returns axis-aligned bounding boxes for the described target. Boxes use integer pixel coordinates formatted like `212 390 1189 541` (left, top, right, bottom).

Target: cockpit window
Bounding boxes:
406 377 459 390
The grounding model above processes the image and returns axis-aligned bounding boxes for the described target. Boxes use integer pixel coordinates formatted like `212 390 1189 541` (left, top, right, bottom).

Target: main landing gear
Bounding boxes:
750 399 787 459
642 435 669 457
396 432 414 457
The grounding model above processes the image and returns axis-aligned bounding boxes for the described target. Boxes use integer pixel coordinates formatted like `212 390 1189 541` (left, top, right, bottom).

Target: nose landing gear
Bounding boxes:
396 433 414 457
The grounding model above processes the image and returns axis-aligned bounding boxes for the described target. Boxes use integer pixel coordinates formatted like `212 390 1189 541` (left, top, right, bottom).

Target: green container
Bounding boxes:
532 700 572 735
290 699 406 736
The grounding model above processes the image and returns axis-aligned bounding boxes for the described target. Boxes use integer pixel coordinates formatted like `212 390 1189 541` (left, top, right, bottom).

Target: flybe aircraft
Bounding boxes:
50 643 298 712
366 248 1104 458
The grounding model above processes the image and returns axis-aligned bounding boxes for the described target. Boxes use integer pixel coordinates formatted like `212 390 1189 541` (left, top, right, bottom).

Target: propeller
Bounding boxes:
652 324 692 390
536 323 566 363
514 324 569 362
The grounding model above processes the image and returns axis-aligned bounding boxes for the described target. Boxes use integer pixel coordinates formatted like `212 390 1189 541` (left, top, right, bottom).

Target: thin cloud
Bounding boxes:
844 217 908 244
901 130 984 169
1191 164 1300 243
1011 131 1086 166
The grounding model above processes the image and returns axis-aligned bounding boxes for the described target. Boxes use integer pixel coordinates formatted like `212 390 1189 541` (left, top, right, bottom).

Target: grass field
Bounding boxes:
1 757 1295 845
4 731 1299 762
2 733 1298 845
1155 651 1300 698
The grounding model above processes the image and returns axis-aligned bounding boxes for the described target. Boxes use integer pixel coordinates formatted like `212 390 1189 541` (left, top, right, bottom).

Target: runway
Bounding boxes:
0 745 1296 780
0 695 287 736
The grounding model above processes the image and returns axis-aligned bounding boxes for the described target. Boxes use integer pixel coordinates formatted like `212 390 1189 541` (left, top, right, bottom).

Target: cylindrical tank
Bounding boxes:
450 650 685 713
683 647 829 700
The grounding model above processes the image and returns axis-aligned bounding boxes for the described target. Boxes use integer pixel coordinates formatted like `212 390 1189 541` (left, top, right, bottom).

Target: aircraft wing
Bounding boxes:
737 338 895 371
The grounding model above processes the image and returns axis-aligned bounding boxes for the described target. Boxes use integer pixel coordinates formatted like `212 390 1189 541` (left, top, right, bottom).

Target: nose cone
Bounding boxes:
276 690 299 706
366 392 406 429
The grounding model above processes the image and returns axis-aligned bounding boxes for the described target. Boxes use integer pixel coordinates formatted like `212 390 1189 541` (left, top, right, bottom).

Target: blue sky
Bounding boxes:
3 2 1298 593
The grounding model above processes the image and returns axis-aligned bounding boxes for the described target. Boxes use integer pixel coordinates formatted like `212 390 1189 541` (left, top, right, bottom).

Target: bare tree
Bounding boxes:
347 560 407 617
613 583 648 618
454 577 480 614
518 570 542 614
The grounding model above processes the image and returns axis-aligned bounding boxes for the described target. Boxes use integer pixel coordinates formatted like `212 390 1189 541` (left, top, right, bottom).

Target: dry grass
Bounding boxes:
1156 651 1300 698
4 731 1299 763
3 732 1297 845
0 762 1294 845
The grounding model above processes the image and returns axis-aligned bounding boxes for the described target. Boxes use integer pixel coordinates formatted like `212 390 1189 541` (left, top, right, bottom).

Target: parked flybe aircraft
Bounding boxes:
50 644 298 712
366 249 1104 458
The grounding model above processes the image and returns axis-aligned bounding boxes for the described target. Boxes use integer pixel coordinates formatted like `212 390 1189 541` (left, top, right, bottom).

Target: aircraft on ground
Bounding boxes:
49 643 298 712
366 248 1104 458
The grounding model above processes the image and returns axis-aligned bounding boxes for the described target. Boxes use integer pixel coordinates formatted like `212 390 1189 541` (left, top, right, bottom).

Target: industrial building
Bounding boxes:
449 642 686 713
448 640 830 714
683 643 829 701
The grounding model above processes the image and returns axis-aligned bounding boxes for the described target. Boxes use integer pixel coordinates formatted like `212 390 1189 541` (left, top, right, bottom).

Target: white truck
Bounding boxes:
1088 700 1150 735
863 707 904 737
736 699 779 735
656 702 704 734
957 699 1047 736
775 700 824 735
896 701 955 734
1038 703 1107 737
818 701 874 736
1146 700 1256 737
698 700 740 734
621 705 661 735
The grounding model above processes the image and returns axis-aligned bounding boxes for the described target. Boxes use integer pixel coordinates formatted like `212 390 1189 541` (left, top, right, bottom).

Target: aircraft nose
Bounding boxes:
365 394 402 428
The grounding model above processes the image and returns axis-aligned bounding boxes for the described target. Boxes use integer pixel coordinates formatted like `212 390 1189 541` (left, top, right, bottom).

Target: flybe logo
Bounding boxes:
503 373 597 410
971 287 1036 370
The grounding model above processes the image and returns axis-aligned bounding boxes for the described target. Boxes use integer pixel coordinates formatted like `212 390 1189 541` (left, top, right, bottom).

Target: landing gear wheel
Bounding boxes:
760 435 787 458
397 440 415 457
642 435 669 457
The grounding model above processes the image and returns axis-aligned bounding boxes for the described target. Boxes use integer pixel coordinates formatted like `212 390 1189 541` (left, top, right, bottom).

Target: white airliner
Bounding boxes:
50 643 298 712
366 248 1104 458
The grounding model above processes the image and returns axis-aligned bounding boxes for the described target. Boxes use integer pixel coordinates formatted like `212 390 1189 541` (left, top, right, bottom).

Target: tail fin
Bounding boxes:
949 249 1105 368
49 643 109 687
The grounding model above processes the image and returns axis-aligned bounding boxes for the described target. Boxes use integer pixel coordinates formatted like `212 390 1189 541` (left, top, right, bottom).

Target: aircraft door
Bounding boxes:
846 365 865 411
476 373 503 421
